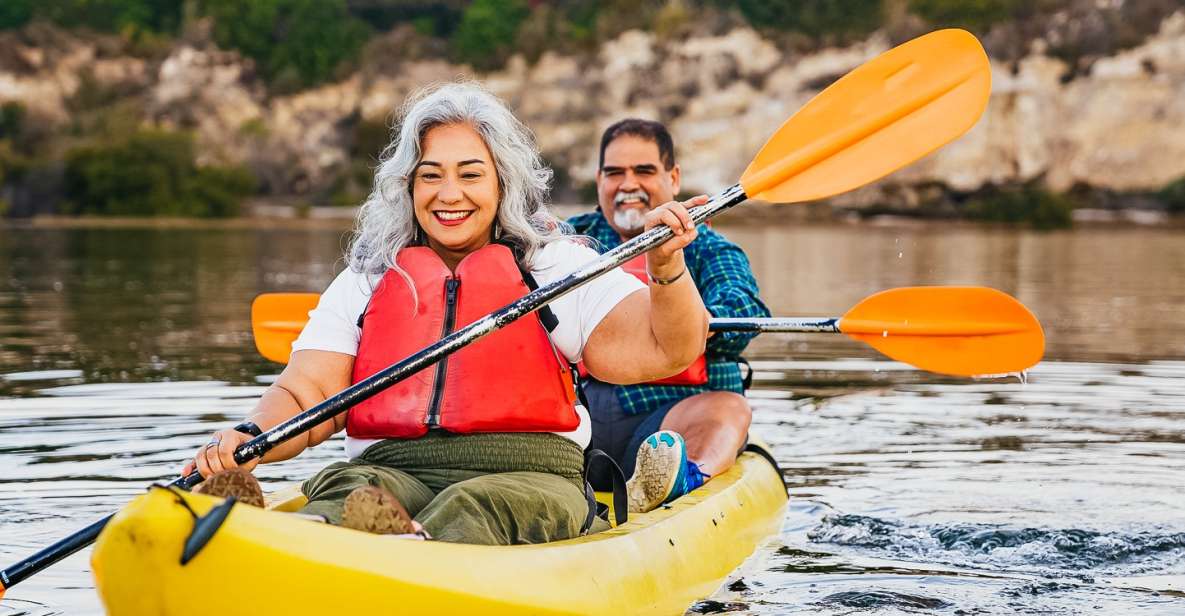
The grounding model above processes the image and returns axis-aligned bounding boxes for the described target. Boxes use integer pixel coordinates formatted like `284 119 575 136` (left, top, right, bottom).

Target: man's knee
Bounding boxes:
670 391 752 430
716 392 752 431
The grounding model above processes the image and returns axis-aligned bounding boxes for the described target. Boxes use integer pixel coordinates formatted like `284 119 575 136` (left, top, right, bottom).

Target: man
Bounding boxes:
568 119 770 513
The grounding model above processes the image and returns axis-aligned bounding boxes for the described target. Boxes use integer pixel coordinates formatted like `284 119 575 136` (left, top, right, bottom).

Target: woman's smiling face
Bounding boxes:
412 123 501 268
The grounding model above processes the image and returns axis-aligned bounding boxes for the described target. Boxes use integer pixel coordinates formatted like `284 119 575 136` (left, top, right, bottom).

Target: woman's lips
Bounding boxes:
433 210 474 226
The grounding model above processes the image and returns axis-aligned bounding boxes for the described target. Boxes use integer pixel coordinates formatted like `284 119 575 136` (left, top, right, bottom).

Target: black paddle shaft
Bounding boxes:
0 184 748 593
709 317 841 333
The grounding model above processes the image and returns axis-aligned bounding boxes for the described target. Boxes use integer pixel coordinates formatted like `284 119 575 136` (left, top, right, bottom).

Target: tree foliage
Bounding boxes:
963 184 1074 230
1158 177 1185 214
909 0 1028 31
346 0 466 36
64 130 255 217
720 0 884 39
0 0 181 34
199 0 370 90
0 0 34 30
451 0 530 69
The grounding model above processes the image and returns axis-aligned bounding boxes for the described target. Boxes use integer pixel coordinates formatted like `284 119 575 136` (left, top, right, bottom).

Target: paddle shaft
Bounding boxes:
710 317 840 333
0 185 748 593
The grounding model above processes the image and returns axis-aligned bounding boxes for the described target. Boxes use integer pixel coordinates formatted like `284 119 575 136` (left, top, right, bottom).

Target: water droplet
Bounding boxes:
882 330 888 337
897 252 903 258
1000 371 1028 385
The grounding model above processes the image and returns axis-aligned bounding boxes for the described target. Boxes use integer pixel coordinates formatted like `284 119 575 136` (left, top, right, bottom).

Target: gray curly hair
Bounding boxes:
347 82 566 275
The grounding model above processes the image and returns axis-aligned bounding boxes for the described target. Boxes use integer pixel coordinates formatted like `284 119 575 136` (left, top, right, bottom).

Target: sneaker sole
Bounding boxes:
627 432 687 513
341 486 415 535
193 468 265 508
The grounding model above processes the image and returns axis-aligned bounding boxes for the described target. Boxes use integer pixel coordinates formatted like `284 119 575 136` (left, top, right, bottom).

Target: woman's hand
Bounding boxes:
181 428 260 479
643 195 708 279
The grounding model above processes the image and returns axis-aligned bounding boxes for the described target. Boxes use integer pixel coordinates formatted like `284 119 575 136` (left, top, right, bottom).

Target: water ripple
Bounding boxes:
809 514 1185 576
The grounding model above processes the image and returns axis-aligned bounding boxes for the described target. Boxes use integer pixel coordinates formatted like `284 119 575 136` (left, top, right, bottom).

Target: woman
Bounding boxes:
187 82 709 545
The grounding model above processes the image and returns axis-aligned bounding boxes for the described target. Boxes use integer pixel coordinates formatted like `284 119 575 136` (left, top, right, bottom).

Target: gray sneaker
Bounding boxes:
626 430 688 513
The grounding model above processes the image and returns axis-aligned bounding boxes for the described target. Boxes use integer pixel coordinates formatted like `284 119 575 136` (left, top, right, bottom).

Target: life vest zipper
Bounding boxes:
425 277 460 428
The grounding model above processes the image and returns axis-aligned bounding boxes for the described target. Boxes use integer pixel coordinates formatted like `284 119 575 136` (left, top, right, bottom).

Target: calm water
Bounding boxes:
1 220 1183 614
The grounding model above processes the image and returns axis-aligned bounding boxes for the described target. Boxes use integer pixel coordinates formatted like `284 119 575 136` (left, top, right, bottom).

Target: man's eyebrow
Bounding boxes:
601 164 659 172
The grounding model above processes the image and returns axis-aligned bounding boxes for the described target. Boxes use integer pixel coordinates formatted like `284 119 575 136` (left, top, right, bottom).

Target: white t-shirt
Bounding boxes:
291 240 645 456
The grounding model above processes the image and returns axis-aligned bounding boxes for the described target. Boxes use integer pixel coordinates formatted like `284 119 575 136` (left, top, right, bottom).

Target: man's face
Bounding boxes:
596 135 680 239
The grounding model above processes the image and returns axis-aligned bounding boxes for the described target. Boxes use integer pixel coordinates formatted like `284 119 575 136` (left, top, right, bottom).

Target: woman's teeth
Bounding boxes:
434 211 473 221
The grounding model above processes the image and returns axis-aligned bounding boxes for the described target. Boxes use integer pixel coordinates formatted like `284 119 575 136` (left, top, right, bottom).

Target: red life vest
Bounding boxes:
347 244 579 439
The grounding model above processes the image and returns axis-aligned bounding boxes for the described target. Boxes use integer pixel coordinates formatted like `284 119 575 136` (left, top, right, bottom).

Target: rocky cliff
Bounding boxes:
2 11 1184 211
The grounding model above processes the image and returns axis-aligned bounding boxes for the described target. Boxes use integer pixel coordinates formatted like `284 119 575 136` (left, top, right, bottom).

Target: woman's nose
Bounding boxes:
437 179 463 203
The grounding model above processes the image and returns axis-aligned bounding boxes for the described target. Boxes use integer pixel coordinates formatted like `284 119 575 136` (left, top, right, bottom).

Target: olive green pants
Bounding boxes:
299 431 608 545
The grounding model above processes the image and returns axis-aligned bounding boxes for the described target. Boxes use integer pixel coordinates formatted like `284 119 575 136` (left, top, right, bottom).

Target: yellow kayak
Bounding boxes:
92 444 786 615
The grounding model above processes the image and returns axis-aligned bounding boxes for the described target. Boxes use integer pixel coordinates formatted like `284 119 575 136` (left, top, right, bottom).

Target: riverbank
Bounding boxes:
4 10 1185 221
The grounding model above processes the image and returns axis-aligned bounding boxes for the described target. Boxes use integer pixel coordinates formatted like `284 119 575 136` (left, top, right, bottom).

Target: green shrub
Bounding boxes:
6 0 182 35
347 0 465 37
0 0 34 30
328 160 375 207
64 130 255 217
186 166 256 217
723 0 884 39
963 185 1074 230
452 0 529 69
909 0 1027 31
1159 177 1185 214
351 117 391 162
200 0 370 90
0 102 24 141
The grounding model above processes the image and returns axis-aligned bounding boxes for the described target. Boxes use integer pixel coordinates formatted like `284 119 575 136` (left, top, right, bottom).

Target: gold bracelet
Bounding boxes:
647 267 686 286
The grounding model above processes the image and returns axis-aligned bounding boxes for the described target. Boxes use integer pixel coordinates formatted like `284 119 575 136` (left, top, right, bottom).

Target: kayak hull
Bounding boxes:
93 447 786 615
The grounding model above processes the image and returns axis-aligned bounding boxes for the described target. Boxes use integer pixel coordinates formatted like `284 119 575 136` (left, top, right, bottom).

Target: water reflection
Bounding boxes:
721 219 1185 363
1 222 1184 614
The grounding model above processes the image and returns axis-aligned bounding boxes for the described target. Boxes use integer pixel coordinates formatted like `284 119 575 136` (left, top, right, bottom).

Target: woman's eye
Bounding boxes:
418 172 442 181
461 172 481 180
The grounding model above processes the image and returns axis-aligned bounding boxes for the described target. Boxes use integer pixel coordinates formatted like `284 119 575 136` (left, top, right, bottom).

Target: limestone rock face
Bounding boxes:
0 25 148 124
149 45 265 166
2 13 1185 203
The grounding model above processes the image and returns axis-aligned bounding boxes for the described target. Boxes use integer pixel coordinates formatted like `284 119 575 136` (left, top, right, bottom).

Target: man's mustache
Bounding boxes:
614 190 650 206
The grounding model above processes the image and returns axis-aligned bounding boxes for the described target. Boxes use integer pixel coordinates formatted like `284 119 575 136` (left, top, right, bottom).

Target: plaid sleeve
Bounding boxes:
688 227 770 358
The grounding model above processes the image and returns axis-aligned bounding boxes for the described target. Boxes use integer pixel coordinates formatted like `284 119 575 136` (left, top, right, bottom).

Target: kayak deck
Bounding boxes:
93 446 786 615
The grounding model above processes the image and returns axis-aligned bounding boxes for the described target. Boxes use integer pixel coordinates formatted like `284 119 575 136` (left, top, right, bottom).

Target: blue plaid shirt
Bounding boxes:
567 211 770 415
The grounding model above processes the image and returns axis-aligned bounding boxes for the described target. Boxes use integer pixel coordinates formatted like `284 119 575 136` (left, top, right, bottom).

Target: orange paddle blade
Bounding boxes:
839 287 1044 377
251 293 320 364
741 29 990 203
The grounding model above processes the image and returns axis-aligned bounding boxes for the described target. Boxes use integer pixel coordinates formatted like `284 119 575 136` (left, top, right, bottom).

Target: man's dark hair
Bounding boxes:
598 118 676 171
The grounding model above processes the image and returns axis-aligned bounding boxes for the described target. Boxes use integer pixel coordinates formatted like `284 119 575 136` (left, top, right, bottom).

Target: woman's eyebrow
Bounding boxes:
414 161 442 170
458 159 486 166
